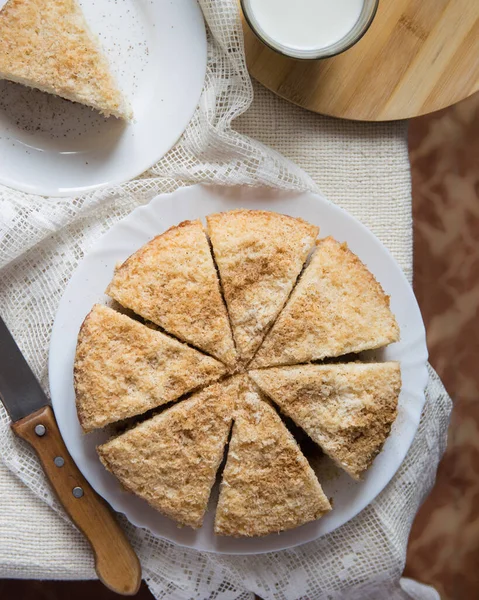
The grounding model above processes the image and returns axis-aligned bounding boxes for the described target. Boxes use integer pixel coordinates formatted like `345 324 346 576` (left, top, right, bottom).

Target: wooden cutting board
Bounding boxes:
242 0 479 121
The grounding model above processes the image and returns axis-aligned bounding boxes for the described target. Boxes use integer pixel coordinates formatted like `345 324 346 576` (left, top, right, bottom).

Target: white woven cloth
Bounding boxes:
0 1 451 598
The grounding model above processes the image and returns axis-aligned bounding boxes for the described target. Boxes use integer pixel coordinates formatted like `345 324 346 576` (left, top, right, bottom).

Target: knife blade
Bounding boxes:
0 315 142 595
0 316 49 422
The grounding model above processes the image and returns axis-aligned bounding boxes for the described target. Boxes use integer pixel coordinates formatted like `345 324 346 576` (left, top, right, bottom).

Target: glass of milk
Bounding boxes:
241 0 379 59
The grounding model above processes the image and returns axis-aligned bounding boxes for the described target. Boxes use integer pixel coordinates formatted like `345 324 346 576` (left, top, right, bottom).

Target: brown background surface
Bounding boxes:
1 92 478 600
403 91 479 600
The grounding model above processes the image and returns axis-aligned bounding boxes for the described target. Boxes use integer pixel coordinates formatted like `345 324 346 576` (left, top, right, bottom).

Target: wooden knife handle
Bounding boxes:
12 405 142 596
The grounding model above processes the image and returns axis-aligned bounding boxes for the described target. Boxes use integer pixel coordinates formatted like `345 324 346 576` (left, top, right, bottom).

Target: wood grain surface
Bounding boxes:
12 406 142 596
242 0 479 121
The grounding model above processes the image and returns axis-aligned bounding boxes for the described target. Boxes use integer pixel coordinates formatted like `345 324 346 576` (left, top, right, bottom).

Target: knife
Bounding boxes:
0 316 141 596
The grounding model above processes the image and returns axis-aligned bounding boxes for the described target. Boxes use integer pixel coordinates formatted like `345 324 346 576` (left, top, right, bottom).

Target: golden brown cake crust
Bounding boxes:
97 379 238 529
250 237 400 368
74 304 227 433
214 377 331 537
250 363 401 480
76 211 404 536
106 220 237 368
0 0 131 119
207 210 318 364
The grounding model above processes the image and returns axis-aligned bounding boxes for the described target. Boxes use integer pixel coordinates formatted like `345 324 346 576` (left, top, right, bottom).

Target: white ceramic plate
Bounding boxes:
49 185 428 554
0 0 206 197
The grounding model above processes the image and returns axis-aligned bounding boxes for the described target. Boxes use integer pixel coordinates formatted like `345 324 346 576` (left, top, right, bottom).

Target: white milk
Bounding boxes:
248 0 365 51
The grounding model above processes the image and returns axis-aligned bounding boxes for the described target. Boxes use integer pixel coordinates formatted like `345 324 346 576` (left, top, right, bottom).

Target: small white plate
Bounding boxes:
49 185 428 554
0 0 206 197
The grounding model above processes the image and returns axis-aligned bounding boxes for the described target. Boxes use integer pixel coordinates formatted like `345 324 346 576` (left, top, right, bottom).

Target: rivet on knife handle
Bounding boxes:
12 405 142 596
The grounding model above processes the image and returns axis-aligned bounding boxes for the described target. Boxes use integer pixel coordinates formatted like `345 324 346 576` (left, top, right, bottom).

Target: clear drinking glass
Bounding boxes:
241 0 379 60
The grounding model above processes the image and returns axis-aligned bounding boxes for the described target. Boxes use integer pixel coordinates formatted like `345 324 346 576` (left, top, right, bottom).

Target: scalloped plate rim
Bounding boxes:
49 184 428 554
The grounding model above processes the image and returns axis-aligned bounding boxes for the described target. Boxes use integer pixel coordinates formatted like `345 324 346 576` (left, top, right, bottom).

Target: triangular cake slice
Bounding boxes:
98 379 238 529
74 304 227 432
214 377 331 537
0 0 131 119
106 220 237 368
251 237 400 368
250 363 401 480
207 210 318 364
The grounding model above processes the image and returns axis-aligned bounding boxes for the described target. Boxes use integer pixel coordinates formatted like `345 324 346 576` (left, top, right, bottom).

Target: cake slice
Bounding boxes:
106 220 237 368
207 210 318 364
74 304 227 432
250 362 401 480
0 0 131 119
214 377 331 537
98 379 238 529
250 237 400 368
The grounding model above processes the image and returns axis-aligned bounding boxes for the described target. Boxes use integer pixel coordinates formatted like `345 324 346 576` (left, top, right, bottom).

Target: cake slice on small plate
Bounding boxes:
250 362 401 480
250 237 400 368
106 220 237 368
214 377 331 537
74 304 227 432
0 0 131 119
98 379 238 529
207 210 318 364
